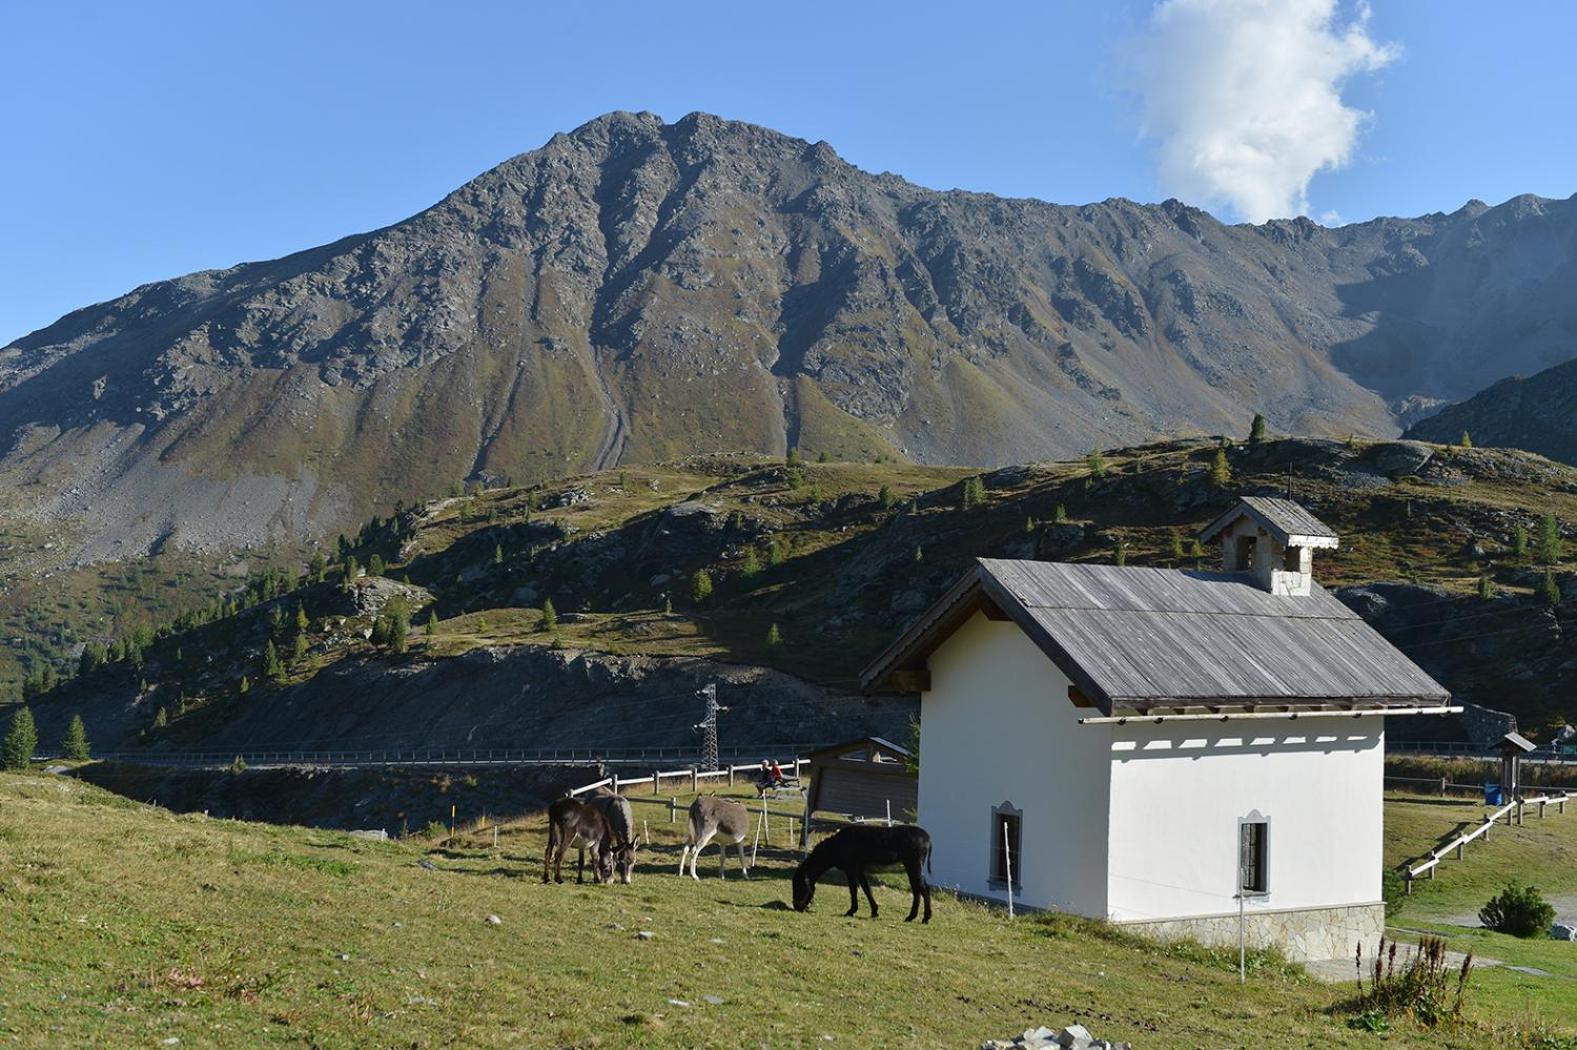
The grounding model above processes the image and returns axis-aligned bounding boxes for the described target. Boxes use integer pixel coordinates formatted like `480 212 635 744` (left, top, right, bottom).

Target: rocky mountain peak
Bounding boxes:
3 112 1576 563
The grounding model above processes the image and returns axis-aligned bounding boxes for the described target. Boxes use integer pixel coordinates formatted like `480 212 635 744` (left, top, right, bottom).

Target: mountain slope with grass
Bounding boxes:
17 436 1577 755
6 112 1577 563
1 771 1571 1046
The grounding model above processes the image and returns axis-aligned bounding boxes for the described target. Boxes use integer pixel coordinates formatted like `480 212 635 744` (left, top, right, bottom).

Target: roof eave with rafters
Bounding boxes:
859 562 1122 715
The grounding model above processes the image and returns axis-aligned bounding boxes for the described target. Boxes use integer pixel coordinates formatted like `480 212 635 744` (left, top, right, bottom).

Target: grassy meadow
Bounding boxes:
2 773 1576 1048
1384 791 1577 1029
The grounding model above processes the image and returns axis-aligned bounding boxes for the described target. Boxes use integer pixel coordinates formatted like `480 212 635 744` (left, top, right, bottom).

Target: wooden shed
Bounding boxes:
800 737 918 845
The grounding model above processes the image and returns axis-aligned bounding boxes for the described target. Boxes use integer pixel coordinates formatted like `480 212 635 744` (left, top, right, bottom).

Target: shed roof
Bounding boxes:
804 736 913 765
1199 495 1339 547
1501 732 1538 754
861 558 1450 715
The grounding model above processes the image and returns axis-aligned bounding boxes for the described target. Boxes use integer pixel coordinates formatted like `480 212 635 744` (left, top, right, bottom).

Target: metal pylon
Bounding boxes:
692 682 726 770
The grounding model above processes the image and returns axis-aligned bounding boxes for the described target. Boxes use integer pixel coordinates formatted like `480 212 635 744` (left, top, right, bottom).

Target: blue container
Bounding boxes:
1484 783 1502 806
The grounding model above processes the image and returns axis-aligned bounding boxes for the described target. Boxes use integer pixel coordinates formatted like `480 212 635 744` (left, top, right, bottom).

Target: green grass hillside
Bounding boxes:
1385 791 1577 1027
16 436 1577 750
2 772 1572 1048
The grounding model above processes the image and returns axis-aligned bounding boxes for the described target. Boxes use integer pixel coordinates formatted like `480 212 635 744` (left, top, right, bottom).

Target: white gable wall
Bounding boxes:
1106 719 1384 922
919 611 1112 914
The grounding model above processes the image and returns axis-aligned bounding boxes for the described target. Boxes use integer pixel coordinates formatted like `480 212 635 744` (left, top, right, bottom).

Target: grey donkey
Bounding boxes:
587 786 639 883
678 796 751 880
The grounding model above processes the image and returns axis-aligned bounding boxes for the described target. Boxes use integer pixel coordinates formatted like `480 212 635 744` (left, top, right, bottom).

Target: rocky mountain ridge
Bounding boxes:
5 111 1577 562
1405 356 1577 465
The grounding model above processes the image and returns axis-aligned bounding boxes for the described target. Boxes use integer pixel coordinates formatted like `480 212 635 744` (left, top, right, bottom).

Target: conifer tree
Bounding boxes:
368 554 385 577
152 706 168 730
61 714 89 761
1536 513 1563 566
425 612 438 637
816 450 829 463
741 547 761 577
385 603 410 654
238 676 250 695
767 538 785 567
1543 568 1561 605
1113 541 1127 567
1512 524 1529 562
879 484 896 510
766 623 782 647
263 640 286 686
961 476 986 510
1248 413 1267 448
1477 575 1493 600
1458 431 1473 449
541 598 557 632
1210 448 1232 488
292 631 308 663
1054 503 1068 524
691 569 714 604
494 543 504 565
1087 448 1106 479
2 707 37 770
309 551 327 583
295 604 309 632
786 447 801 467
1170 529 1185 563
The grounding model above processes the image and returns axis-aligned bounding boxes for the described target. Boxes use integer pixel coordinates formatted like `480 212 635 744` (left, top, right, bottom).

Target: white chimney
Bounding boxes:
1197 496 1339 597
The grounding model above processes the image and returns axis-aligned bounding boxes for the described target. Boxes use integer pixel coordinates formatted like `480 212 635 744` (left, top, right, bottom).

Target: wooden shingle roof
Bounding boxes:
1199 495 1339 547
861 558 1450 715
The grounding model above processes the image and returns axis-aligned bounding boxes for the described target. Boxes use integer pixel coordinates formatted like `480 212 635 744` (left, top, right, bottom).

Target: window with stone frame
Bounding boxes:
990 801 1022 887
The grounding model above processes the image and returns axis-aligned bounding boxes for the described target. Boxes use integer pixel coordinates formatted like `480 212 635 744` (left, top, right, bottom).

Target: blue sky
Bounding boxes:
2 1 1575 346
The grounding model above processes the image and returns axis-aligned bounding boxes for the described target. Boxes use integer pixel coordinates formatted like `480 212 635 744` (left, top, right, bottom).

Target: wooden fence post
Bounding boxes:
669 797 677 824
652 771 660 795
691 769 698 793
728 765 735 787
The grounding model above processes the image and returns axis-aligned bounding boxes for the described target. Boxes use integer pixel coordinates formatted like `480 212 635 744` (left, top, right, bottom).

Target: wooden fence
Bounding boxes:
567 758 807 799
1403 790 1575 892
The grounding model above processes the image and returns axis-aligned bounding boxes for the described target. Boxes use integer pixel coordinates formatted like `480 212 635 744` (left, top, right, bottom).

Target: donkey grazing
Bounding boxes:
678 796 751 880
542 797 617 885
587 786 639 883
792 824 932 922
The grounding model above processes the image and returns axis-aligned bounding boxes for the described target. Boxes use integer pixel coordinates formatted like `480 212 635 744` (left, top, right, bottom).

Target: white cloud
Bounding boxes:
1132 0 1398 223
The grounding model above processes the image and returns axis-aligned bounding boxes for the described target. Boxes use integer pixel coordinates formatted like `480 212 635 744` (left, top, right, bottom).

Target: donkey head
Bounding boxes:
591 841 618 884
610 835 639 884
791 866 815 912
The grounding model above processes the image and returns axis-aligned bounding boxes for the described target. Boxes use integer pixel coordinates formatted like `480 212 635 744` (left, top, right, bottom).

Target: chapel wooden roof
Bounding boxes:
860 557 1450 715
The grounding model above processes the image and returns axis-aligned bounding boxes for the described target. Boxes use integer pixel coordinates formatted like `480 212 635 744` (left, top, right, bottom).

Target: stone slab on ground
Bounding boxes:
1305 936 1500 984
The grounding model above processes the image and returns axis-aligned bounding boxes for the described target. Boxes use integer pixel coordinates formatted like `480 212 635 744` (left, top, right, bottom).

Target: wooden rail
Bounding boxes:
567 758 806 798
1403 790 1574 892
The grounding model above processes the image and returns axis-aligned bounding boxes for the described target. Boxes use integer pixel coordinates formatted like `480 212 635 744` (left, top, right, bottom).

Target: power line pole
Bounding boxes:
693 682 726 770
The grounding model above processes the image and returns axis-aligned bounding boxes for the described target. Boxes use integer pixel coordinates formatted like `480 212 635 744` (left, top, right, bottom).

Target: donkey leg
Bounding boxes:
903 859 922 922
859 870 880 919
678 844 690 877
575 844 586 884
844 867 860 916
691 830 716 881
738 839 750 879
542 836 553 884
